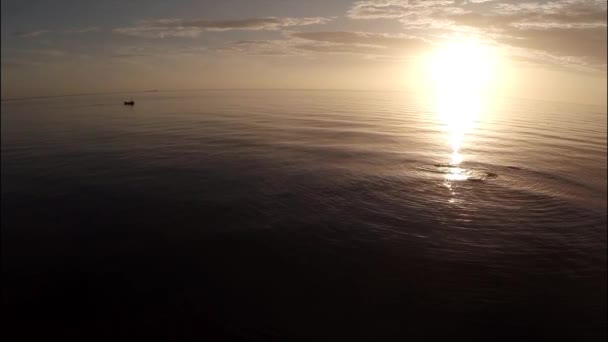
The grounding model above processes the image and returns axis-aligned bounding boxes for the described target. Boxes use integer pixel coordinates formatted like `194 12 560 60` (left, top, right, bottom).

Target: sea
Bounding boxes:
2 90 606 341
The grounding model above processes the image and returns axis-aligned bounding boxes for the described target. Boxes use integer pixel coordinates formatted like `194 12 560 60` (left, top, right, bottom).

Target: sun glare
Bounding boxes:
426 39 501 167
428 40 498 96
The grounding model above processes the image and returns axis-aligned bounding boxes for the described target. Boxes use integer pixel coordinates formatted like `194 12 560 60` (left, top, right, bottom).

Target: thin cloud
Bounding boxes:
63 26 101 34
347 0 455 19
217 40 301 56
108 45 211 61
294 43 389 55
113 17 333 38
13 30 50 38
217 31 430 57
4 48 66 57
292 31 429 49
499 26 607 65
1 60 43 68
14 26 101 38
111 54 152 59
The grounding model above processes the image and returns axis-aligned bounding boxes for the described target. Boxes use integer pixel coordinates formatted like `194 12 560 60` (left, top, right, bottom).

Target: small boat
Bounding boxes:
124 100 134 106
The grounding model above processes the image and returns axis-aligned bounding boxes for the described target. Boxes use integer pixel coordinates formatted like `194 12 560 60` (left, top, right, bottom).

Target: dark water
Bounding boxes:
2 90 606 341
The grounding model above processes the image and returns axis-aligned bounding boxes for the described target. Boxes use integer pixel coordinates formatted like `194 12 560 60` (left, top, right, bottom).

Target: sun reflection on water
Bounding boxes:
426 38 500 199
436 86 486 173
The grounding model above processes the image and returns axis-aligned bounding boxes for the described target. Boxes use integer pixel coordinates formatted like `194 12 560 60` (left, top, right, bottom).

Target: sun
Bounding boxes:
427 39 499 97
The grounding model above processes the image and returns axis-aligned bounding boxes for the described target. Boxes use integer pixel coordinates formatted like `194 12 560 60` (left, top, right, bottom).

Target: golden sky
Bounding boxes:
1 0 606 105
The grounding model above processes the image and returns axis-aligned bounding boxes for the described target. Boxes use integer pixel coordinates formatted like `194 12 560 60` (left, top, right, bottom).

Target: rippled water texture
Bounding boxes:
2 90 607 341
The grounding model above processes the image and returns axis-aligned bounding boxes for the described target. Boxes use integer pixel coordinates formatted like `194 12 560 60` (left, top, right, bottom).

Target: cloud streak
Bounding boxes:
14 27 101 37
215 31 431 58
13 30 50 38
63 26 101 34
113 17 333 38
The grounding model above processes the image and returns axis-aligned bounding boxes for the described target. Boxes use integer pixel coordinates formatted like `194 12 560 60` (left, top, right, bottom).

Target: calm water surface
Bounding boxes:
2 90 606 341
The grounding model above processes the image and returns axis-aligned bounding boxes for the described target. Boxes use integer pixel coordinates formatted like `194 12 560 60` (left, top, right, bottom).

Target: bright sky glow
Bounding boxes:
1 0 606 103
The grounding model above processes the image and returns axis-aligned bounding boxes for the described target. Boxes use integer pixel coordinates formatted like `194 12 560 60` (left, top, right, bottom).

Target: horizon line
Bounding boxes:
1 88 605 108
0 87 406 102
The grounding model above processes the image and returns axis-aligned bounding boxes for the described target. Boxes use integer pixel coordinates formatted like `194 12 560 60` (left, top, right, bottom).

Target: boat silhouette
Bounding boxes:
124 99 134 105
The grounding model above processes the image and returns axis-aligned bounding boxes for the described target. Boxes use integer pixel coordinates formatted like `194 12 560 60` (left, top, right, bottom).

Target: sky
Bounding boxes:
1 0 606 104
